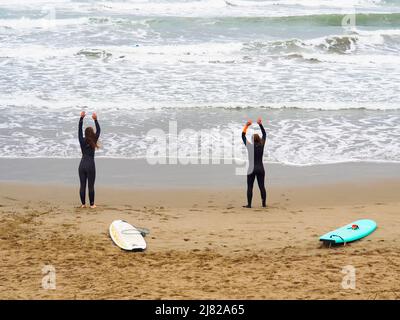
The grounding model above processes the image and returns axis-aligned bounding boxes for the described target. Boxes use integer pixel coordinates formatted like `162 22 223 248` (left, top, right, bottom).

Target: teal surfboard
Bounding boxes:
320 219 377 245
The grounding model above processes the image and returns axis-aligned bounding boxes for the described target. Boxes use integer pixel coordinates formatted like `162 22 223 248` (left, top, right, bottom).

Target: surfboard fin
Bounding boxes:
135 227 150 237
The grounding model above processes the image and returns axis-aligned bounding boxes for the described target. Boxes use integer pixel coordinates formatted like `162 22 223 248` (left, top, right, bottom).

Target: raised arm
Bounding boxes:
92 112 101 140
95 120 100 140
260 124 266 141
242 120 252 146
78 111 85 146
257 117 266 142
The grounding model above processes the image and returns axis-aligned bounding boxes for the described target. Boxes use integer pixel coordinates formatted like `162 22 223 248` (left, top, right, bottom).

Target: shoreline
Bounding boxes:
1 158 400 188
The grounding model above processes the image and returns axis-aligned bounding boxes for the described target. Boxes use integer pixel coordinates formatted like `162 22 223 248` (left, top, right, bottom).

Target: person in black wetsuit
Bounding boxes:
242 117 267 208
78 111 100 208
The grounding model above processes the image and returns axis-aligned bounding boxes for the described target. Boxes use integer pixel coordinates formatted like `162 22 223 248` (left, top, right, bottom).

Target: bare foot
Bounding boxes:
90 204 97 209
80 205 86 208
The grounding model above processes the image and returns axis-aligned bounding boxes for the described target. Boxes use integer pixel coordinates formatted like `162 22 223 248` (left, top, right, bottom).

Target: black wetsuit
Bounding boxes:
242 123 267 207
78 117 100 206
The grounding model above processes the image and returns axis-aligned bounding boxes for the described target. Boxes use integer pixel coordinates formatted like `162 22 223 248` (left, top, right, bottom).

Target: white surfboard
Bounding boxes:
109 220 147 251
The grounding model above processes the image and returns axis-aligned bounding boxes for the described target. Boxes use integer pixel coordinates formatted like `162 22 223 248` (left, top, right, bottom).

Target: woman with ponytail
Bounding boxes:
78 111 101 208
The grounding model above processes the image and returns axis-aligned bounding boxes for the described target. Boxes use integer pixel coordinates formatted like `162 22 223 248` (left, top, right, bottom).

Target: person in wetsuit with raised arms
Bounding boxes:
78 111 101 208
242 117 267 208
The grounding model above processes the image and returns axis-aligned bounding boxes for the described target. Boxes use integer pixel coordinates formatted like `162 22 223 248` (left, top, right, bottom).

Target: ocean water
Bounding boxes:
0 0 399 165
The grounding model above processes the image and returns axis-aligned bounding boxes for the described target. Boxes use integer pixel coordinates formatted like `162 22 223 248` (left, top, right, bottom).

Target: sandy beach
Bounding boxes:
2 0 400 303
1 160 400 299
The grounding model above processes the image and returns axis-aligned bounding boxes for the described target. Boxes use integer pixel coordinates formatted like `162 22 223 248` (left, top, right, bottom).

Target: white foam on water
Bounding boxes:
227 0 384 8
0 0 398 21
0 0 69 6
1 0 400 164
0 42 242 58
1 109 400 166
0 45 76 59
2 91 400 111
0 17 89 29
127 0 400 17
68 0 397 17
1 28 399 63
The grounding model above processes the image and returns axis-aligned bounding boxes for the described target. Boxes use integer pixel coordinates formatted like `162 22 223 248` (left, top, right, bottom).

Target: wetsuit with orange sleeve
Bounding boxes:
242 123 267 208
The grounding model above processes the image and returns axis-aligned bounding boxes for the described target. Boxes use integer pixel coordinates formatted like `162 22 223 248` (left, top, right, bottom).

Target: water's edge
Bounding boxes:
1 158 400 188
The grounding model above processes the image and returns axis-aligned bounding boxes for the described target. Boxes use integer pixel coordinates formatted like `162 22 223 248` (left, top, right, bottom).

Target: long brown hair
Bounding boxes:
253 133 262 145
85 127 99 150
